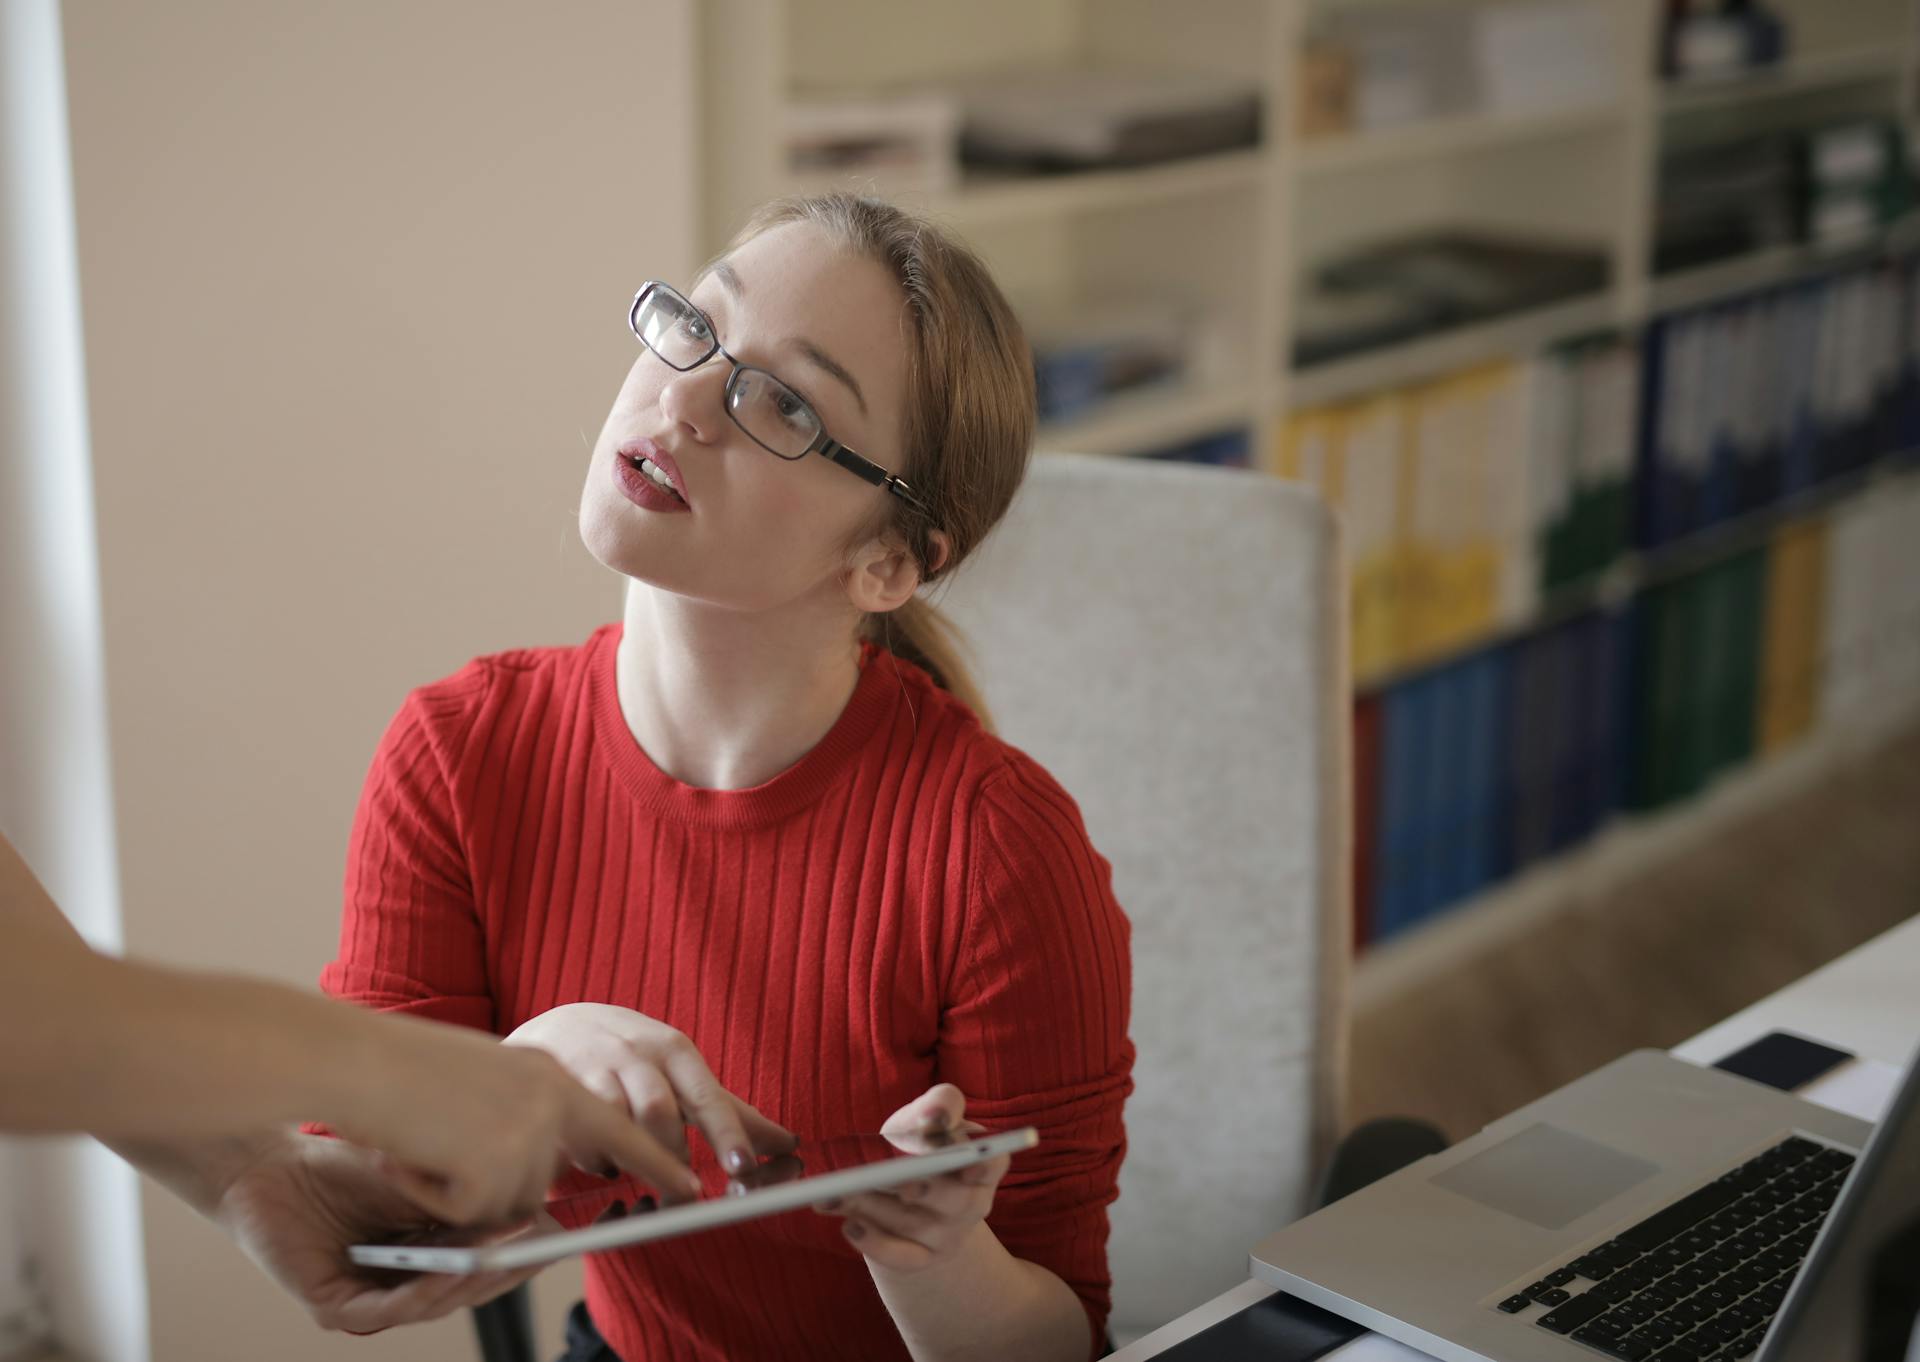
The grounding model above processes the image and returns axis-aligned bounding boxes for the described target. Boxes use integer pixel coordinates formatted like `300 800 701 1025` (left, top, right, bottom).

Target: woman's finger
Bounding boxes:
658 1041 759 1176
818 1189 940 1242
881 1084 967 1151
614 1062 691 1163
841 1215 937 1272
731 1094 799 1156
376 1159 475 1227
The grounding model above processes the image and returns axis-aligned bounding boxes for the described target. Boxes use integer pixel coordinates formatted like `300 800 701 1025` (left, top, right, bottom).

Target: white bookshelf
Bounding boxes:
693 0 1920 967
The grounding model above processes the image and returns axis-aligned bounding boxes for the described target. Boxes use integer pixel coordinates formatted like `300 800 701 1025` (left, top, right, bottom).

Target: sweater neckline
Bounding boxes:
586 624 899 829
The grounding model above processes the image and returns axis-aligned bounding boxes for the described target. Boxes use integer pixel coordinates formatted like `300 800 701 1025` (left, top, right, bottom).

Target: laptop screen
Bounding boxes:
1765 1043 1920 1362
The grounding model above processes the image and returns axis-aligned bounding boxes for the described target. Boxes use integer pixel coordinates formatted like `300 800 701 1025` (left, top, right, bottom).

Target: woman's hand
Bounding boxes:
329 1013 703 1223
215 1133 551 1335
815 1083 1010 1273
503 1003 795 1177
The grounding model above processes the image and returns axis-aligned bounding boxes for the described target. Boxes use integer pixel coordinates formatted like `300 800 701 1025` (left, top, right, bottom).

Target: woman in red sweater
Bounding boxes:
322 194 1133 1361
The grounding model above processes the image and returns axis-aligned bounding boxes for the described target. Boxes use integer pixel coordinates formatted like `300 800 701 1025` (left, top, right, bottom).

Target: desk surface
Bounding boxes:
1111 911 1920 1362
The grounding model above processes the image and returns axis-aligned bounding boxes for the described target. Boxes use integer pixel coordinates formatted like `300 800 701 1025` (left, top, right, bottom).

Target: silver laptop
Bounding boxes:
1252 1046 1920 1362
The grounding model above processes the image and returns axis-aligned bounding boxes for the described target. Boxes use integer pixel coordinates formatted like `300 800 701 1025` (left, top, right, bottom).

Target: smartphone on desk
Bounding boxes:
350 1126 1037 1274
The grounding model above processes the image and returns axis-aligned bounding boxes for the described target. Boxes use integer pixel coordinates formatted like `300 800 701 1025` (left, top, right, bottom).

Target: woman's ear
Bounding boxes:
845 530 952 613
845 535 923 614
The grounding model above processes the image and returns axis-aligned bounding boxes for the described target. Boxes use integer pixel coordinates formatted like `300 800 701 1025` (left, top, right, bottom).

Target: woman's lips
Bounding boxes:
612 437 691 514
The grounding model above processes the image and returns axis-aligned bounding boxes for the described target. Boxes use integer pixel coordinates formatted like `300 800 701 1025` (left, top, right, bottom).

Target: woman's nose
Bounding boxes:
658 360 728 443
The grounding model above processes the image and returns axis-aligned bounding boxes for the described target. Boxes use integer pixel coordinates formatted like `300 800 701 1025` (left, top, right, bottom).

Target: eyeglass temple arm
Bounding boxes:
817 440 931 516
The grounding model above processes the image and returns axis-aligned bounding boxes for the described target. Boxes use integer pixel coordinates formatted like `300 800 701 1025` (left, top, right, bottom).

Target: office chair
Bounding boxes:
472 452 1420 1356
938 451 1357 1343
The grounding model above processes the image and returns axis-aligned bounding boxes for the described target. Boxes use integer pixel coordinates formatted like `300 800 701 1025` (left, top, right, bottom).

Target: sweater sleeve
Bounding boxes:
942 754 1134 1356
319 679 496 1033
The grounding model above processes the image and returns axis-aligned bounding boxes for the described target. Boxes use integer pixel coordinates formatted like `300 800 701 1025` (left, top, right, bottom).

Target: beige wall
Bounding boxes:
52 3 696 1357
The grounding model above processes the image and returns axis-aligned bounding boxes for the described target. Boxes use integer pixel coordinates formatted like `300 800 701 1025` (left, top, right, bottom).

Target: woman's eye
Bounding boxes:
774 393 807 422
677 313 711 342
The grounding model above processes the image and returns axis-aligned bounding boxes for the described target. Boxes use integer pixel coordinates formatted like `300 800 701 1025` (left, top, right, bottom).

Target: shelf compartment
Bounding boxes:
1295 103 1627 176
1288 293 1618 411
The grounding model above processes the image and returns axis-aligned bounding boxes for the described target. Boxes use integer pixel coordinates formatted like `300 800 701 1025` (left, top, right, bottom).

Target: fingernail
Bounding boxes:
844 1221 865 1240
725 1149 752 1174
820 1198 842 1212
683 1170 705 1196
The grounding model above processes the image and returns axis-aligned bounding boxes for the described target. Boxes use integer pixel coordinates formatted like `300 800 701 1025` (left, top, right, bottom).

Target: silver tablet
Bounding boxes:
349 1127 1038 1273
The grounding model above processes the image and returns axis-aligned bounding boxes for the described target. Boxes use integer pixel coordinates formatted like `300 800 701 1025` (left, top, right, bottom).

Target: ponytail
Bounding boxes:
865 597 992 731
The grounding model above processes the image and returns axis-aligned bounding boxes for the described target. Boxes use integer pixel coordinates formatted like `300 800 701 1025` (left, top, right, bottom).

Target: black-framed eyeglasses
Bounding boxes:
627 281 930 517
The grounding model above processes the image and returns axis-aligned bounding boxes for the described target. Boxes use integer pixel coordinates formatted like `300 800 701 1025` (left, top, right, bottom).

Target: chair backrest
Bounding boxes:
936 452 1351 1342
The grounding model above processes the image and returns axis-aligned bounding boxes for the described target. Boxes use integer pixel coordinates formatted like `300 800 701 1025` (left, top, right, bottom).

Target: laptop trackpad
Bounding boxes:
1430 1123 1660 1231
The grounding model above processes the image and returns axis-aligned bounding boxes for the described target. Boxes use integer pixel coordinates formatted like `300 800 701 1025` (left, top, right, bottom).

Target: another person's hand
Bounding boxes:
503 1003 796 1177
215 1133 548 1334
331 1014 703 1224
815 1084 1010 1272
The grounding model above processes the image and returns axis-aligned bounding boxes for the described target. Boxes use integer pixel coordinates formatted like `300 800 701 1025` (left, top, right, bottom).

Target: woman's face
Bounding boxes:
579 221 914 614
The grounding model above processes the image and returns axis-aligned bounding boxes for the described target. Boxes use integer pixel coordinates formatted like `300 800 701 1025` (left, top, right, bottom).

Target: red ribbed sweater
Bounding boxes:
321 625 1133 1361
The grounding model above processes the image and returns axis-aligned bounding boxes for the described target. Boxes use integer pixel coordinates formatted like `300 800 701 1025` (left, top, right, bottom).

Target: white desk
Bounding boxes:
1111 912 1920 1362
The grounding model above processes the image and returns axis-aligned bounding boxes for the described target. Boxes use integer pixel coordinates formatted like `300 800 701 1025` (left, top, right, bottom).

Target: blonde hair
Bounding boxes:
716 194 1036 726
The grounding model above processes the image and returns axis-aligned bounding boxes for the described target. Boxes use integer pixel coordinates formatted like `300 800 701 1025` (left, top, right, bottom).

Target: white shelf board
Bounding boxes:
1294 102 1627 176
1650 215 1920 316
1660 46 1904 115
1288 293 1617 410
1036 382 1257 457
920 149 1270 226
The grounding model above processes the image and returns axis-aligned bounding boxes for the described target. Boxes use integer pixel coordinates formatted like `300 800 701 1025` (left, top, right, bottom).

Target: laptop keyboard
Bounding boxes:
1490 1135 1857 1362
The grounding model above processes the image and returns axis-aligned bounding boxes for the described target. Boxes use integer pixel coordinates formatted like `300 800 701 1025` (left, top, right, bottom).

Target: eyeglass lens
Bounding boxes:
638 287 821 461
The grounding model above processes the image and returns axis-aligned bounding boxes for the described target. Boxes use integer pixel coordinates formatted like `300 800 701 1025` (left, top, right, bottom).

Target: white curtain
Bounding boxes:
0 2 149 1359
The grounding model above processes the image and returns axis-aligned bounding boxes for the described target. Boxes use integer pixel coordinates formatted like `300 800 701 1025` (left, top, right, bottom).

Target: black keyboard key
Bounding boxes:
1545 1267 1578 1288
1591 1239 1644 1268
1617 1182 1739 1252
1610 1300 1658 1327
1697 1316 1744 1345
1723 1269 1768 1297
1589 1278 1637 1306
1533 1287 1571 1307
1674 1263 1717 1290
1676 1229 1719 1255
1812 1148 1856 1174
1775 1137 1820 1163
1702 1212 1742 1238
1497 1293 1531 1313
1602 1339 1654 1359
1700 1247 1742 1276
1641 1285 1683 1311
1573 1319 1625 1344
1568 1254 1618 1280
1631 1320 1681 1348
1668 1298 1715 1326
1695 1285 1739 1313
1538 1290 1612 1334
1661 1348 1703 1362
